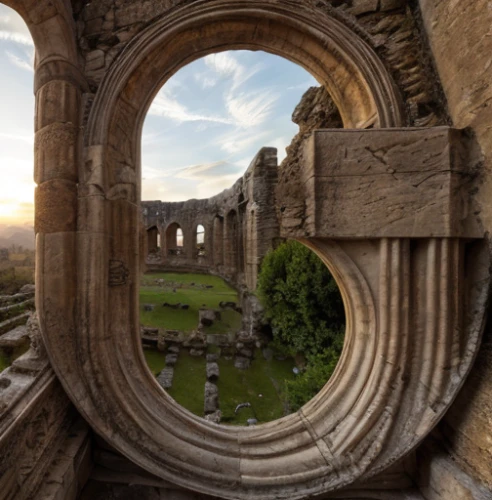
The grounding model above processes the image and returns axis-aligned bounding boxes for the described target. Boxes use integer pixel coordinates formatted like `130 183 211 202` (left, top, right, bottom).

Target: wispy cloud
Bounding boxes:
0 30 33 46
194 72 217 89
226 90 279 128
216 128 271 155
148 87 232 125
0 10 33 47
176 160 243 181
204 52 263 91
6 50 33 72
287 78 318 90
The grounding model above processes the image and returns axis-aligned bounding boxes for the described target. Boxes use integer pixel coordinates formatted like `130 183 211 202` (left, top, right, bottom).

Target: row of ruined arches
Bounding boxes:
145 209 247 279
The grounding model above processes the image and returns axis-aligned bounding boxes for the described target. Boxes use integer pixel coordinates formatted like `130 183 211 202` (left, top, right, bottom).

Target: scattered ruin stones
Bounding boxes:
206 362 219 381
157 367 174 389
204 410 222 424
206 353 219 363
165 353 178 366
143 303 154 311
199 309 221 327
247 418 258 426
19 284 35 294
190 348 204 357
168 345 180 354
238 347 253 358
204 381 219 414
219 301 236 309
234 356 251 370
162 302 189 310
142 327 158 336
157 336 166 352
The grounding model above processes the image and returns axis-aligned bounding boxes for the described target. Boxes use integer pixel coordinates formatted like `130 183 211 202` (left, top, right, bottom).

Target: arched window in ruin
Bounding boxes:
246 210 258 290
213 216 224 267
166 223 184 256
237 194 246 275
147 226 159 255
224 210 238 276
176 228 183 247
46 4 489 499
196 224 205 256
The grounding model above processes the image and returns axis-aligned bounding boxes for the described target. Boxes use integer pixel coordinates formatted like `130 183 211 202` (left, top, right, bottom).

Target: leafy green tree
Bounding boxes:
257 240 345 410
257 240 344 356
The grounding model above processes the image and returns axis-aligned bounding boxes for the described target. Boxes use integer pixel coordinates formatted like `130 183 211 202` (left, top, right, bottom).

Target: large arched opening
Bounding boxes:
36 3 483 500
56 3 406 497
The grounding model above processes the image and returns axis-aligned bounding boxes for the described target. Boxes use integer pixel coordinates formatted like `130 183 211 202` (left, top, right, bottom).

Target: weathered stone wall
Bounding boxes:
72 0 447 129
141 147 279 291
413 1 492 497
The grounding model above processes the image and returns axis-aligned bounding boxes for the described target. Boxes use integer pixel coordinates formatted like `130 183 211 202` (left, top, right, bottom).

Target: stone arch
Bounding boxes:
166 222 184 256
237 193 246 276
213 215 224 267
246 209 258 290
224 209 239 276
35 2 488 500
146 226 160 255
194 223 206 258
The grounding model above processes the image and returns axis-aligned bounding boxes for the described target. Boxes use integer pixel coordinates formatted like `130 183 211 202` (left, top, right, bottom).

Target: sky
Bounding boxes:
0 4 317 225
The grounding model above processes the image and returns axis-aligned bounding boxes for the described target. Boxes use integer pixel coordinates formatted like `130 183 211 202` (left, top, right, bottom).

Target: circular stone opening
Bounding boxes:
139 50 347 426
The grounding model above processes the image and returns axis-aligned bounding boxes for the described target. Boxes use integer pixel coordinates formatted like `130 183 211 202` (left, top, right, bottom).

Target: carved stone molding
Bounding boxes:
31 1 489 499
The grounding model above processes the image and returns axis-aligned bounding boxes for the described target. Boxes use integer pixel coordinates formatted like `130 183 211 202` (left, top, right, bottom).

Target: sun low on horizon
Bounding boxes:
0 4 317 231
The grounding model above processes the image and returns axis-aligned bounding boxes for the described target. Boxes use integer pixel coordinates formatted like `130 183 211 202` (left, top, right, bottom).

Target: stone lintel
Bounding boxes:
282 127 482 239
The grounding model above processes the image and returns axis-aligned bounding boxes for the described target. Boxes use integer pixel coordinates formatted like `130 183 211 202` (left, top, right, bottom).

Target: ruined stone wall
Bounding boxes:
72 0 446 129
141 147 278 291
415 1 492 497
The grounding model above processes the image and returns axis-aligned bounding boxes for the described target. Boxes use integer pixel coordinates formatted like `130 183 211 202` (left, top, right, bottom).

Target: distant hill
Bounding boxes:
0 224 35 250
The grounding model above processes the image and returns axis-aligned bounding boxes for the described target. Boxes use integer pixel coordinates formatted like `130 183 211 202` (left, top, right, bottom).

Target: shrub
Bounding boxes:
257 240 344 356
257 240 345 409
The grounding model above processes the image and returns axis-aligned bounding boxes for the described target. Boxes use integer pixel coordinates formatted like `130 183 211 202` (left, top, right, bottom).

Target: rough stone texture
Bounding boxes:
157 367 174 390
204 410 221 425
279 127 482 239
233 356 251 370
204 382 219 415
416 0 492 495
165 354 178 367
199 310 220 328
206 363 219 382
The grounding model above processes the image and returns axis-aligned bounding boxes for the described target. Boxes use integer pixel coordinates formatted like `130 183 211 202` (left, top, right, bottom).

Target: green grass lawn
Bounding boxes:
217 351 296 425
167 350 206 416
143 348 166 376
0 352 9 372
140 272 242 333
140 272 296 425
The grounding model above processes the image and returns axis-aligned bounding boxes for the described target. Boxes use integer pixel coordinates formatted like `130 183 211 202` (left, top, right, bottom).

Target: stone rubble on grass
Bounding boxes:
234 356 251 370
206 362 219 381
190 348 204 357
165 353 178 366
204 410 222 424
204 381 219 414
157 367 174 389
